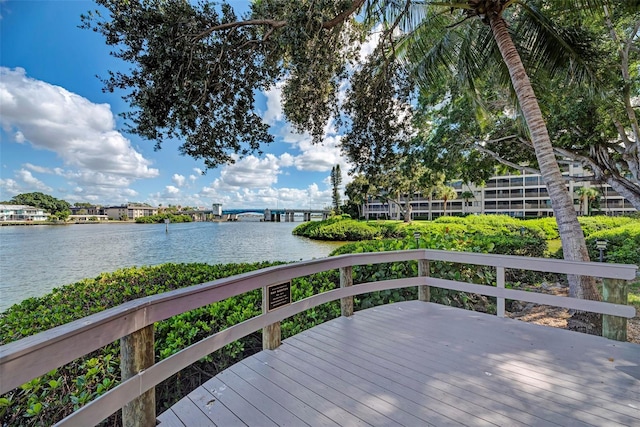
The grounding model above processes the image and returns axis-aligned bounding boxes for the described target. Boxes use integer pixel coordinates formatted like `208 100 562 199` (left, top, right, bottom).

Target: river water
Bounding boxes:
0 221 344 312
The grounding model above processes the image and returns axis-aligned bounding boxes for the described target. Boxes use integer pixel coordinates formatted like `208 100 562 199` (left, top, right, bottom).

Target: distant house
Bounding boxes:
0 204 49 222
70 206 103 216
68 214 109 223
103 204 158 220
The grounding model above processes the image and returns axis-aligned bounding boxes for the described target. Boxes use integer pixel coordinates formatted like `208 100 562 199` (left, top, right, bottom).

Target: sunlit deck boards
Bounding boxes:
157 301 640 426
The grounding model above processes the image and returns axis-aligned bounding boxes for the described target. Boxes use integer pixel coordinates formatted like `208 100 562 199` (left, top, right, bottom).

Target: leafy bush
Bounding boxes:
585 222 640 266
1 262 284 426
577 216 635 237
293 217 383 240
135 213 193 224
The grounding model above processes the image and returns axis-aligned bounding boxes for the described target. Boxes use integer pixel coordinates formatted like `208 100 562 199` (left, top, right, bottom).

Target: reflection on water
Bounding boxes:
0 221 344 311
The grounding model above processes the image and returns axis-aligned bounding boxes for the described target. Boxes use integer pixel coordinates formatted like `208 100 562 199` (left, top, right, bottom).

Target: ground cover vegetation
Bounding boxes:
1 215 638 424
134 213 193 223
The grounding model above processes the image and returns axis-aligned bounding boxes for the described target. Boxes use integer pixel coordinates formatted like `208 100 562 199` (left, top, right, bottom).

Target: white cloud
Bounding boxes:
166 185 180 194
189 174 197 183
193 167 203 175
0 178 21 198
16 169 52 192
199 182 332 210
23 163 53 174
263 82 285 125
14 131 24 143
172 174 186 187
0 67 159 201
217 154 282 189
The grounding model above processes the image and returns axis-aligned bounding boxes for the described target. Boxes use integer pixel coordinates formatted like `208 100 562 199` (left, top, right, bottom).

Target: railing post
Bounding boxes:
602 279 628 342
340 266 353 317
496 267 505 317
120 324 155 427
418 259 430 302
262 286 281 350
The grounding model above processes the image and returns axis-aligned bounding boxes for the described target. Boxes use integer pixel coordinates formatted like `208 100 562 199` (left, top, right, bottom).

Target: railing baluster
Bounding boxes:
496 267 505 317
418 259 430 302
120 324 155 427
262 286 282 350
602 278 628 342
340 266 353 317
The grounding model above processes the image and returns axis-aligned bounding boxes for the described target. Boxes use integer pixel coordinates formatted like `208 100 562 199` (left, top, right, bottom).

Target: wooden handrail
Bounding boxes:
0 249 636 426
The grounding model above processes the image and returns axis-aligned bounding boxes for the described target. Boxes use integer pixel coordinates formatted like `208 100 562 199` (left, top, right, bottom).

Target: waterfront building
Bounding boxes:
67 214 109 222
363 165 637 220
103 204 159 220
69 206 103 216
0 205 49 222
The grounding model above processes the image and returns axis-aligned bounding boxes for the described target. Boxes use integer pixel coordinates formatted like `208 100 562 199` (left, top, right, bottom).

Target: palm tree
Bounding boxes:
460 190 475 214
575 187 600 216
436 186 458 217
391 0 606 302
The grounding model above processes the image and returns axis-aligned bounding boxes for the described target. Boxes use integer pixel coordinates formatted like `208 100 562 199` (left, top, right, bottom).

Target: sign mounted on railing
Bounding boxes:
267 282 291 312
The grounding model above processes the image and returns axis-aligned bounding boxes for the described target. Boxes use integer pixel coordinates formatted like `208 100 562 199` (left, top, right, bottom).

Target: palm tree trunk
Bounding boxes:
489 15 600 303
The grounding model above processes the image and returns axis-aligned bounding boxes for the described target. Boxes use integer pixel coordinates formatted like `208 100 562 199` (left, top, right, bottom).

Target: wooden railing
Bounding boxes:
0 250 637 426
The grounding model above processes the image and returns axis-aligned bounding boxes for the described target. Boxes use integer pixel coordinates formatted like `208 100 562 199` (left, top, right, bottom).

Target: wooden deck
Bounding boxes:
157 301 640 426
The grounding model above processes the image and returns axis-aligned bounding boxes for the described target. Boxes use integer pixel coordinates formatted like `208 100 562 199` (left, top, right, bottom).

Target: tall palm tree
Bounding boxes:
388 0 612 302
460 190 475 214
437 186 458 217
575 186 600 216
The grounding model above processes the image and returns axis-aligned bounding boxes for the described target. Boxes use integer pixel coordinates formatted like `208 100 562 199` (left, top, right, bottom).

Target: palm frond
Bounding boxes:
512 2 601 85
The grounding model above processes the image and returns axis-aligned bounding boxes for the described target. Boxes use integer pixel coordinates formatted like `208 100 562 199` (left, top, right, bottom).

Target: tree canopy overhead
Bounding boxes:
82 0 366 168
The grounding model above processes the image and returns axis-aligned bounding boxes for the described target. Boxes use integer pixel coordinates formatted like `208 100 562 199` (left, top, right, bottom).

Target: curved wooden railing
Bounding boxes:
0 250 637 426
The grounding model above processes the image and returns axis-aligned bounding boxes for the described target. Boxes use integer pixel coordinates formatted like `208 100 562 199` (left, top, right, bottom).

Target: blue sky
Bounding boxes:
0 0 353 209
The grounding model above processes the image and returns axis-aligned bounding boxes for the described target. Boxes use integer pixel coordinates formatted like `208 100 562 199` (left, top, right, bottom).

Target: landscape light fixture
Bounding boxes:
414 232 421 249
595 239 608 262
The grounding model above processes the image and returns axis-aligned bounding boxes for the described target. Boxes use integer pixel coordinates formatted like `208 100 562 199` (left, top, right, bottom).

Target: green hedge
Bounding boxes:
585 222 640 265
135 213 193 224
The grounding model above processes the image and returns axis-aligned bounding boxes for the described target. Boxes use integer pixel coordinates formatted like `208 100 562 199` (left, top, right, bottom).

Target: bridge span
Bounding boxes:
263 208 330 222
181 208 330 222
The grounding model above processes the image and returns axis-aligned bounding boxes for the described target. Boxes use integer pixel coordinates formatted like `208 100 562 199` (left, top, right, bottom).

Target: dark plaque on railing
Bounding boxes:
267 282 291 312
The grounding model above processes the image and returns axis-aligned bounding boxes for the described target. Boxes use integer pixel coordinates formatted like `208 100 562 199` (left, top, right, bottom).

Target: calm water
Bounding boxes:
0 221 344 311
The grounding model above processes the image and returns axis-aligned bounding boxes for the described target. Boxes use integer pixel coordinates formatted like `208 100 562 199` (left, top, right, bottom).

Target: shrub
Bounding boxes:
585 222 640 266
0 262 291 426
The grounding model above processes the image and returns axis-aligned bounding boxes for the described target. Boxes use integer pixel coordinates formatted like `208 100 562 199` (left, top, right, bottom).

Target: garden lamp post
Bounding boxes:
414 232 421 249
595 240 607 263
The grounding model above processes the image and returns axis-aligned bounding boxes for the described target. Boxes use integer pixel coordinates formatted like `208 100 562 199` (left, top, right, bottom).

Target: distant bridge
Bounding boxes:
181 208 330 222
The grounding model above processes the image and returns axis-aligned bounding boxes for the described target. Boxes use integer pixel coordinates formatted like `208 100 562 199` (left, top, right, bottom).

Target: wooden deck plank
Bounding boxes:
334 309 640 422
307 321 611 426
284 331 562 427
350 303 640 411
186 383 247 426
352 303 640 395
156 408 185 427
162 301 640 427
356 303 640 385
271 343 459 427
170 391 218 426
252 350 406 427
359 302 640 366
202 376 280 427
215 368 309 426
320 303 639 425
228 361 342 427
240 356 370 426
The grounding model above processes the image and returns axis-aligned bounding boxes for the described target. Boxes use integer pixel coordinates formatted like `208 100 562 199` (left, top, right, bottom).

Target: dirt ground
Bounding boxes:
506 282 640 344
